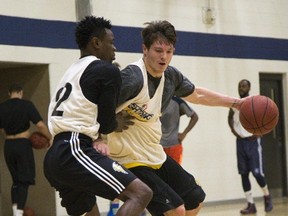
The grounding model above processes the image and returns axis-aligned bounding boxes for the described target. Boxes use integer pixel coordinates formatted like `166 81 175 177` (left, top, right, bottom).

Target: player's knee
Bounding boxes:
125 179 152 205
252 168 264 178
175 205 186 216
186 202 203 216
136 180 153 203
163 204 185 216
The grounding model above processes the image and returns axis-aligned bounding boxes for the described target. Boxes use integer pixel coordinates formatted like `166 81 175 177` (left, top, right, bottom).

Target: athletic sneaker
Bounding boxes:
240 203 257 214
107 203 119 216
264 195 273 212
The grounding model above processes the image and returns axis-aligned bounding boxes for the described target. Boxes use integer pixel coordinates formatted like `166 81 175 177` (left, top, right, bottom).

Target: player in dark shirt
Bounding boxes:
0 83 51 216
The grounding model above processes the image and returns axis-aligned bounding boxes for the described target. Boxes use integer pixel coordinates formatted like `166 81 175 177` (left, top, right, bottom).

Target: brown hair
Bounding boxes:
141 20 176 49
8 83 23 94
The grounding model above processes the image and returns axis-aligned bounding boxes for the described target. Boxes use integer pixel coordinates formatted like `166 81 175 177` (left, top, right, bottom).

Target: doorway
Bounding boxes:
0 63 56 216
259 73 287 197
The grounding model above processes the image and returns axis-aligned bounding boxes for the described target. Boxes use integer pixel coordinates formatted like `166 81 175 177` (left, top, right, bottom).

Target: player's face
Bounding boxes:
238 81 250 98
97 29 116 63
143 40 175 77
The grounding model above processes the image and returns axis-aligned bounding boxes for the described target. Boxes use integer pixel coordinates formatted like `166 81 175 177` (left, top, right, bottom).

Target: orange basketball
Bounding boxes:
23 207 35 216
29 131 50 149
239 95 279 136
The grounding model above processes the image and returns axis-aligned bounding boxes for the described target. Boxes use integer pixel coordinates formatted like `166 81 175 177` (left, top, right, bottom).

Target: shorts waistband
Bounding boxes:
54 132 92 142
237 136 258 141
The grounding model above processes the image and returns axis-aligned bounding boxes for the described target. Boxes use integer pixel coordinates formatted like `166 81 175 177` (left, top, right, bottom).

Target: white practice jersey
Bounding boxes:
107 58 167 168
48 56 100 140
232 107 253 138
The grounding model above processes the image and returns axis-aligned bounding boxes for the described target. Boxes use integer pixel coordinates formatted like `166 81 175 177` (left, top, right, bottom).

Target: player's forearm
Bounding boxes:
185 87 242 109
183 116 198 135
36 121 52 140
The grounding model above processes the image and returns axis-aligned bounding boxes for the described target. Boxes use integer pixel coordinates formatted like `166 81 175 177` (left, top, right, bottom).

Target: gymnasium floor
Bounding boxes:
199 197 288 216
101 197 288 216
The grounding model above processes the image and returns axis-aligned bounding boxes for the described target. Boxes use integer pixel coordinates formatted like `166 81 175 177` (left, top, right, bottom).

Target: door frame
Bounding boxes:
259 73 287 196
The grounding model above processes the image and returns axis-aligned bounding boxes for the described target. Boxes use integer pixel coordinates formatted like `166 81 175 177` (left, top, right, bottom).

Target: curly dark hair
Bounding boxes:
141 20 176 49
75 16 112 50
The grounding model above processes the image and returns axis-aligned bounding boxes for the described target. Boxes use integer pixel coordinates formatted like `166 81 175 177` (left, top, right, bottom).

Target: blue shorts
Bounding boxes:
236 137 263 175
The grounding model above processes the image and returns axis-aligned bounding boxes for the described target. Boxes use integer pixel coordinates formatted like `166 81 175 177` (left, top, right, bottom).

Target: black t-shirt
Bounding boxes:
0 98 42 135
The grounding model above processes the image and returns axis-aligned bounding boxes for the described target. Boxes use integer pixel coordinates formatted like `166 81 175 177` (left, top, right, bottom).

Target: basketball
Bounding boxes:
239 95 279 136
29 131 50 149
23 207 35 216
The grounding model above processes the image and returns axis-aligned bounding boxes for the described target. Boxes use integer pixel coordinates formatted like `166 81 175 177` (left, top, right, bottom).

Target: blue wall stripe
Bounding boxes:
0 15 77 49
176 31 288 60
0 15 288 61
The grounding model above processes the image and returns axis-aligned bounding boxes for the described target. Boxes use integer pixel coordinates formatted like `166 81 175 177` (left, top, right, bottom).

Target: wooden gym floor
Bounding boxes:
100 197 288 216
198 197 288 216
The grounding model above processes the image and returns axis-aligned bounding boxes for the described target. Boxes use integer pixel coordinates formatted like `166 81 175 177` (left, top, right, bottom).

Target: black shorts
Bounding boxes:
236 137 263 174
129 156 206 216
44 132 137 216
4 138 35 185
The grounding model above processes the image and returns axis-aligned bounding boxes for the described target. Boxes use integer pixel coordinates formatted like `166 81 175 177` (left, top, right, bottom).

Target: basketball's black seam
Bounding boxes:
263 117 278 128
240 99 255 130
240 113 254 129
251 96 259 134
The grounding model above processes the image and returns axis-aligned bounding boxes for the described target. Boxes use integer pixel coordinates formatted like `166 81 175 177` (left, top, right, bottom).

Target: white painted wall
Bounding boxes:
0 0 76 21
0 0 288 215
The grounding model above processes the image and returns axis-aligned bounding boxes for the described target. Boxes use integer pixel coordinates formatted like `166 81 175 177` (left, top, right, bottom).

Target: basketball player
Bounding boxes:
228 79 273 214
44 16 152 216
160 96 198 164
106 20 245 216
0 83 51 216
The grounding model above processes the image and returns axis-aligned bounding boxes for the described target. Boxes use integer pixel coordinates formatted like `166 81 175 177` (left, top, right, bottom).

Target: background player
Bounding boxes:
0 83 51 216
160 96 198 164
228 79 273 214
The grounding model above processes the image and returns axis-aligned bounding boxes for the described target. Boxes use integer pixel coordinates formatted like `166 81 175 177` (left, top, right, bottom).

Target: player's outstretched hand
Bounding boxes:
115 111 135 132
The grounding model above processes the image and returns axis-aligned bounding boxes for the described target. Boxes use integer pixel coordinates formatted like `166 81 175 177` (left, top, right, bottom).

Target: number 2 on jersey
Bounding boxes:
51 83 72 116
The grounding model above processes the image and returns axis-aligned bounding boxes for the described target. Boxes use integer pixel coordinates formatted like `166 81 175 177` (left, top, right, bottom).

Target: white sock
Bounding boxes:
244 191 254 204
16 209 23 216
262 185 270 196
12 204 17 216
